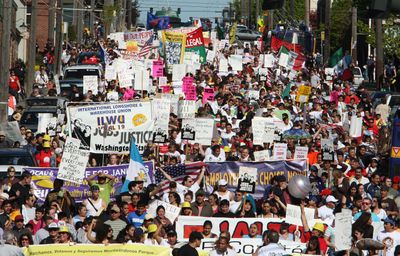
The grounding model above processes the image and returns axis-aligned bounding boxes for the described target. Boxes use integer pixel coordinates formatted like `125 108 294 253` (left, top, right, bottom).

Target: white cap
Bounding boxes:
218 179 228 186
0 192 9 200
326 195 338 203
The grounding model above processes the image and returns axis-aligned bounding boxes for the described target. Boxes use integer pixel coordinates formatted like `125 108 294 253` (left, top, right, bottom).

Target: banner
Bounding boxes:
26 161 154 203
24 243 170 256
124 30 154 54
57 137 90 184
200 238 306 255
162 31 187 69
206 160 307 199
67 101 153 153
271 36 303 54
185 27 207 64
176 216 312 242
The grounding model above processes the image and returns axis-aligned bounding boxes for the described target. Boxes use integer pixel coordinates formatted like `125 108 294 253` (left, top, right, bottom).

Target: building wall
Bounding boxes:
0 0 18 67
36 0 50 51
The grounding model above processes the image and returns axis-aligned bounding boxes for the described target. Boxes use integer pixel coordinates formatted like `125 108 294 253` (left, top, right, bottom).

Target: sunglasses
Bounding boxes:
362 202 371 205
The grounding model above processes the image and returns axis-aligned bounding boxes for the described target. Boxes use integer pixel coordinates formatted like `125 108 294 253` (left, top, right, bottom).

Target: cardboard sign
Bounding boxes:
202 88 214 104
182 76 194 92
178 100 196 119
335 209 352 251
294 146 309 160
184 85 196 101
295 85 311 103
228 55 243 71
57 137 90 184
321 139 334 161
152 60 164 78
285 204 316 226
181 119 196 140
172 64 187 81
273 143 288 160
253 150 270 161
83 76 98 94
118 73 133 88
105 65 117 81
148 199 181 223
237 166 257 193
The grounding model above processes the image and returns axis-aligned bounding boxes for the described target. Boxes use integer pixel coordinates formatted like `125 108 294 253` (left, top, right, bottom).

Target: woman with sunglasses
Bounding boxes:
18 233 33 247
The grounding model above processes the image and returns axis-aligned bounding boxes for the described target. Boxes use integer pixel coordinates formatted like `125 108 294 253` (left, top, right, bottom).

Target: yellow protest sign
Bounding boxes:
392 147 400 158
295 85 311 103
24 243 171 256
229 23 237 45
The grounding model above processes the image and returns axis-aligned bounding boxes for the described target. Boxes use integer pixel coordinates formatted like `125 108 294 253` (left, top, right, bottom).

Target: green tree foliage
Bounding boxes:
330 0 353 53
283 0 305 21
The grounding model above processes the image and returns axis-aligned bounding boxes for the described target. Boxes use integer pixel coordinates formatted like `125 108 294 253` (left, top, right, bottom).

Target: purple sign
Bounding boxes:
26 161 154 203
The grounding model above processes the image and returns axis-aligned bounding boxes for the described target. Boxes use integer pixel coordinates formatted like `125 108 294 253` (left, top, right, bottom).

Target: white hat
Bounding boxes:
326 195 338 203
0 192 9 200
218 179 228 186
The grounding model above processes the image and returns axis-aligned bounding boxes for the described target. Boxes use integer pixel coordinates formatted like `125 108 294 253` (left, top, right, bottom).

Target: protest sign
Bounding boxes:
294 146 309 159
162 31 186 69
273 143 288 160
27 161 154 203
321 139 334 161
295 85 311 103
185 27 207 63
37 113 57 135
253 150 270 161
178 100 196 119
105 65 117 81
152 99 170 143
264 54 275 68
252 117 266 145
181 119 196 140
285 204 317 226
118 73 133 88
83 76 98 94
219 57 228 72
194 118 214 145
152 60 164 77
158 76 167 86
207 160 307 199
247 90 259 100
206 50 215 63
172 64 187 81
161 93 179 114
264 122 275 144
184 85 196 100
148 199 181 223
24 243 170 256
57 137 90 184
0 121 23 143
202 88 214 104
335 209 352 251
237 166 257 193
67 101 153 152
134 68 150 91
182 76 194 91
349 115 362 138
228 55 243 71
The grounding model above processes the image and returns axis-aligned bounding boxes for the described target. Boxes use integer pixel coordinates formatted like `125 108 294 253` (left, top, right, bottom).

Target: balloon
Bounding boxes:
288 175 311 199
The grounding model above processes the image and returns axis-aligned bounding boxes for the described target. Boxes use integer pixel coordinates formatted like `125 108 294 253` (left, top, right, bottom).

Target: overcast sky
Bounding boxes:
137 0 231 24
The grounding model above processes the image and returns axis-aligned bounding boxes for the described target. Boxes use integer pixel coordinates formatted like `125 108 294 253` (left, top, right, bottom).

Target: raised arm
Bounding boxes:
300 203 310 233
195 166 206 185
157 167 173 181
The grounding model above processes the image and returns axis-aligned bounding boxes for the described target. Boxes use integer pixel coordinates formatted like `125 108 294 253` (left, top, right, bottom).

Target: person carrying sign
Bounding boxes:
300 203 328 254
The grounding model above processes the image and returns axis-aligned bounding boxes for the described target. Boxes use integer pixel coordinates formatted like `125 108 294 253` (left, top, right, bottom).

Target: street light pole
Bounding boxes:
0 0 12 122
26 0 38 98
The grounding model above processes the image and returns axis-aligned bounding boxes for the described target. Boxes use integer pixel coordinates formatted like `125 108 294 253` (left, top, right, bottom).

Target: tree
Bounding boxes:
283 0 305 21
130 0 140 27
329 0 353 53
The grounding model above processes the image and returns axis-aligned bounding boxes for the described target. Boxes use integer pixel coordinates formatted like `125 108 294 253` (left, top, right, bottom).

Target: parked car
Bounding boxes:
0 148 36 179
235 29 262 41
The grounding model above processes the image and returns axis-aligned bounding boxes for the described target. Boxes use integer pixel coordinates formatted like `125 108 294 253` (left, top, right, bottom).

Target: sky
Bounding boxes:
137 0 232 24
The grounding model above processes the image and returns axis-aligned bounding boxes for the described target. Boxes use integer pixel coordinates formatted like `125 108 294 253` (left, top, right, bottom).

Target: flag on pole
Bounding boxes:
138 36 153 58
278 46 289 67
329 47 343 67
121 140 149 193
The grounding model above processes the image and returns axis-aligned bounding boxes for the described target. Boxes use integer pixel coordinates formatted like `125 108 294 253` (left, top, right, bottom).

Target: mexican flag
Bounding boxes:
278 46 290 67
288 51 306 71
329 47 343 67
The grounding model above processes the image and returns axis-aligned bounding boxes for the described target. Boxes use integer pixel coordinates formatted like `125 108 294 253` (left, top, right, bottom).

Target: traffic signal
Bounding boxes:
262 0 285 10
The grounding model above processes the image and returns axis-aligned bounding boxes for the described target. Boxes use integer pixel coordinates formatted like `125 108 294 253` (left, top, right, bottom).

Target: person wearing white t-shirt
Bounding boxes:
209 236 237 256
377 217 400 256
157 166 205 198
256 230 286 256
204 145 226 162
318 195 337 226
220 123 236 141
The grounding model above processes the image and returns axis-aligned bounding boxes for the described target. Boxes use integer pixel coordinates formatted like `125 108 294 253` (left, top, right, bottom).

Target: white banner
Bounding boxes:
57 137 90 184
147 199 181 223
178 100 196 119
83 76 98 95
67 101 153 153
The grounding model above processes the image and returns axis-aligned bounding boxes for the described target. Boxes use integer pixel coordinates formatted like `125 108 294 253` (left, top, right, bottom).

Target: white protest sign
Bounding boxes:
252 117 266 145
0 121 23 143
178 100 196 119
37 114 57 135
148 199 181 223
172 64 187 81
264 54 275 68
228 55 243 71
273 143 288 160
285 204 316 226
264 122 275 144
152 99 170 143
247 90 259 100
294 146 309 160
349 115 362 138
335 209 352 251
134 69 150 91
238 166 257 193
219 58 228 72
253 150 270 161
159 76 167 86
57 137 90 184
83 76 98 94
118 73 134 88
206 50 215 63
194 118 214 145
161 93 179 115
105 65 117 81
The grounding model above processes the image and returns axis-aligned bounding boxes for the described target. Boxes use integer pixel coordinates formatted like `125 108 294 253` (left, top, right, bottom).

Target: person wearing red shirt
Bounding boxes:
300 204 328 255
35 141 53 167
9 70 20 94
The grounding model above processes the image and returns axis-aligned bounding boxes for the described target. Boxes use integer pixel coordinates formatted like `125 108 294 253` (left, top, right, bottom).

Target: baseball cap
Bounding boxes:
147 224 158 233
218 179 228 186
326 195 338 203
310 165 318 172
14 215 23 222
181 202 191 209
90 184 100 191
321 189 331 196
59 225 70 233
48 222 59 230
144 214 154 220
383 217 396 226
313 222 325 233
0 192 9 200
110 205 120 213
43 141 51 148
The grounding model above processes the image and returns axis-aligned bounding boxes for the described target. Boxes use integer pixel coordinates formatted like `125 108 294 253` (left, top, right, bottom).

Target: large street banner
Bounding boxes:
67 101 153 153
26 161 154 203
206 160 307 199
185 27 207 64
162 31 187 69
123 30 154 55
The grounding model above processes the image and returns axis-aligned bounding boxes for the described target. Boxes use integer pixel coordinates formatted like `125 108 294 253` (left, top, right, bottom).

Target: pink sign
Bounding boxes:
202 87 214 104
185 85 196 101
182 76 194 93
152 60 164 77
161 85 171 93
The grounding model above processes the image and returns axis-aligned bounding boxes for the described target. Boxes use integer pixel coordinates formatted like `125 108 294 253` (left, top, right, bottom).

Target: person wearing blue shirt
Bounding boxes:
242 223 262 238
127 201 147 228
353 198 381 222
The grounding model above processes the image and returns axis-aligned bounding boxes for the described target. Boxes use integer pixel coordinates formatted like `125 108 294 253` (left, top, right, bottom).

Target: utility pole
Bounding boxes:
72 0 77 29
305 0 310 29
48 0 56 43
90 0 95 37
26 0 38 98
127 0 132 30
0 0 12 122
267 10 274 31
375 18 384 89
323 0 331 64
54 0 63 77
351 6 357 64
256 0 260 29
76 0 83 43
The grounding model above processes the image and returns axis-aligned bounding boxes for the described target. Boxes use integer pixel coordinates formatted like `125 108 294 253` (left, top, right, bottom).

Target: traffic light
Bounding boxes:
262 0 285 10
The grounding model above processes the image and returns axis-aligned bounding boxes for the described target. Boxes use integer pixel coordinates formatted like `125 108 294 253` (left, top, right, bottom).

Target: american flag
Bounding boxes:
155 162 206 193
138 36 154 58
